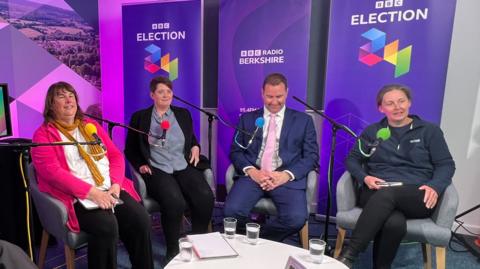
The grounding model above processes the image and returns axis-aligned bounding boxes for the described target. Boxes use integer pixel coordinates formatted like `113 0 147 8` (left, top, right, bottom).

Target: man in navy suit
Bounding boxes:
224 73 319 242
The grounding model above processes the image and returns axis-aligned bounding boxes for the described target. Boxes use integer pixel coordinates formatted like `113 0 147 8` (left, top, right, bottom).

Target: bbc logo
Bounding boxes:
375 0 403 9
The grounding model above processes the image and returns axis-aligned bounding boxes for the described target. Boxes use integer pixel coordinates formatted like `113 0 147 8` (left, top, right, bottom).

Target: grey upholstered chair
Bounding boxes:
334 171 459 269
225 164 318 249
127 162 216 230
28 164 89 269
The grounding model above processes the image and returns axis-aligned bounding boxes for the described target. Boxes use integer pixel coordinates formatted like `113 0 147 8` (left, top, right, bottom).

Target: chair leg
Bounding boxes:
334 228 346 258
64 245 76 269
208 221 213 233
421 243 432 269
435 246 446 269
37 230 49 269
299 222 309 249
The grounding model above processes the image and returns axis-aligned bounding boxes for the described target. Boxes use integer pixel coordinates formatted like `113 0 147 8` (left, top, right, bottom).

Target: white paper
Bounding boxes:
78 198 99 209
187 232 238 259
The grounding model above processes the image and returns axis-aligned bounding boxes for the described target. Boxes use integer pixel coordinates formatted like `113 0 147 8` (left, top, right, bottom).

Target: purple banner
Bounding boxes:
122 0 201 136
321 0 456 213
217 0 312 187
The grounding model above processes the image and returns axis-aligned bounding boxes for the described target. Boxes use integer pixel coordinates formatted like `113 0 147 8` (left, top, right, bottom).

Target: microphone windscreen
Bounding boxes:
376 127 391 141
161 120 170 130
255 117 265 128
85 123 98 136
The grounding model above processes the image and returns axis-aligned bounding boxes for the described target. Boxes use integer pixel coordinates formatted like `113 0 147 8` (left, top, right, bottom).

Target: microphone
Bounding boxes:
366 127 391 156
160 120 170 139
246 117 265 148
160 120 170 147
85 123 106 151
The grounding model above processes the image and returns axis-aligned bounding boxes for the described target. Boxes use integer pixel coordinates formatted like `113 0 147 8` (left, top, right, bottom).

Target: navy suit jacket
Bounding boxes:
230 107 319 189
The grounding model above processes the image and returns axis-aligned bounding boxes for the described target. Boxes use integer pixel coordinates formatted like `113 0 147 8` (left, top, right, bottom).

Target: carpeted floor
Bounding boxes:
40 206 480 269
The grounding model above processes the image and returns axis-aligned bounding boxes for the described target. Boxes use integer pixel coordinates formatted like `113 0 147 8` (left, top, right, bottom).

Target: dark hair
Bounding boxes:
262 73 288 90
43 81 83 123
149 76 173 93
376 84 412 107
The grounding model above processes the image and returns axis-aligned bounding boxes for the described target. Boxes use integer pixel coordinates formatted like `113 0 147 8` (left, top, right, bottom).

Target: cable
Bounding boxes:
454 219 480 236
448 220 476 253
19 152 34 261
234 131 248 149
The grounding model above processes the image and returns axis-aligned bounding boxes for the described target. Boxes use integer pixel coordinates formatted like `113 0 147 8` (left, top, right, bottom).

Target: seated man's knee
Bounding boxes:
283 212 308 231
223 201 243 218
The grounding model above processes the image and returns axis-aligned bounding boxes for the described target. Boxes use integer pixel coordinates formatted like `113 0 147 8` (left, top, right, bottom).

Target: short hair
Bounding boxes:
376 84 412 107
149 76 173 93
262 73 288 90
43 81 83 123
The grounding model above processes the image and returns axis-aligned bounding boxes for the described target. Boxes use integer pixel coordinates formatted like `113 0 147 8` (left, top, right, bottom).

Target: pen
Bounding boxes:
111 193 119 214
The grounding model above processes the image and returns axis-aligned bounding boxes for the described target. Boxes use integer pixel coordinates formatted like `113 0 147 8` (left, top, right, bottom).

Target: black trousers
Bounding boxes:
349 185 435 269
144 166 214 258
74 190 153 269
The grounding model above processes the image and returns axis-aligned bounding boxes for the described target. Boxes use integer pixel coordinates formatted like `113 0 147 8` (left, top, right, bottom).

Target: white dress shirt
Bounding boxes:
243 105 294 180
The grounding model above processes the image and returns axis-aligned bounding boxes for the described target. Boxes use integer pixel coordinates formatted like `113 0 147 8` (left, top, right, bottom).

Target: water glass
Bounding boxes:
309 239 326 264
223 217 237 239
245 223 260 245
178 237 193 262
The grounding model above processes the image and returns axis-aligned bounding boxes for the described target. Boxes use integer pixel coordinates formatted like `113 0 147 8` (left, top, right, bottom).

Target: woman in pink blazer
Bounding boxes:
31 81 153 269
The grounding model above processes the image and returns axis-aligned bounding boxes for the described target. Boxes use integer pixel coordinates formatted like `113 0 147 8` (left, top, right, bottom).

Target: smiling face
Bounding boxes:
150 82 173 110
262 83 287 114
52 88 78 125
378 89 412 126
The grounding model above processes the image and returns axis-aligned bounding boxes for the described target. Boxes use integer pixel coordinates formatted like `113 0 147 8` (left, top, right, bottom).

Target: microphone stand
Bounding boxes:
0 140 101 261
292 96 357 254
85 114 154 139
173 95 251 162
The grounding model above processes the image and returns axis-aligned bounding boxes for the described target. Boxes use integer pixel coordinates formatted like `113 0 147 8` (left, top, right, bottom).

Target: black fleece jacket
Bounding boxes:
346 115 455 195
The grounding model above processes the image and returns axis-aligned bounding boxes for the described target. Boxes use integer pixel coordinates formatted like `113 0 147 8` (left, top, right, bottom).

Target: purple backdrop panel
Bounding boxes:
320 0 457 214
217 0 311 187
122 0 201 136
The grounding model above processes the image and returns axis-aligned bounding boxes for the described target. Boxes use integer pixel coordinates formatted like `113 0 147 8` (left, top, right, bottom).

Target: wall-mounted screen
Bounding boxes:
0 84 13 138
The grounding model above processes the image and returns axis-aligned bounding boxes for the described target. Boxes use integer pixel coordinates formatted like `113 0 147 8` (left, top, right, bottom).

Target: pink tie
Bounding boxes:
261 114 276 172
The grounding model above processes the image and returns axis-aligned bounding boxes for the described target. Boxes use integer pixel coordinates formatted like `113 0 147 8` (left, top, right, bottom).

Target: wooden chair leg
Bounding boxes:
64 245 76 269
435 246 446 269
422 243 432 269
299 222 309 249
334 228 346 258
37 230 49 269
208 221 213 233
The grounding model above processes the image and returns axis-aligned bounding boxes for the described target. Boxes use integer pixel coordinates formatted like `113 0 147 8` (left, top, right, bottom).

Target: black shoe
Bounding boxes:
336 248 357 269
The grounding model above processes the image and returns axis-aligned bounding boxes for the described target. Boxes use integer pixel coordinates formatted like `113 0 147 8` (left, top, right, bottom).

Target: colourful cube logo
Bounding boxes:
144 44 179 81
359 28 412 78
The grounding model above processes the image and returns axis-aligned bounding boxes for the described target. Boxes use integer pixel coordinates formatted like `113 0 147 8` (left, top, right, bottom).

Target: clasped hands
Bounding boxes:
87 183 121 210
139 145 201 175
364 175 438 209
247 168 291 191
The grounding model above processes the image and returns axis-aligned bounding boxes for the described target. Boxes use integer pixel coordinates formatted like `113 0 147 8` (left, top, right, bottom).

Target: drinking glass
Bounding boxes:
309 238 326 264
223 217 237 239
245 223 260 245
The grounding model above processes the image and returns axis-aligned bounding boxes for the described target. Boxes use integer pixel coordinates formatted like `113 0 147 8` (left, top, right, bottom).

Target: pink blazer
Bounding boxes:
31 119 141 232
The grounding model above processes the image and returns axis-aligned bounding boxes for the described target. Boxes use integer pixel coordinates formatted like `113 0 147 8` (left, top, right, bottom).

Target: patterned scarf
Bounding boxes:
54 119 105 186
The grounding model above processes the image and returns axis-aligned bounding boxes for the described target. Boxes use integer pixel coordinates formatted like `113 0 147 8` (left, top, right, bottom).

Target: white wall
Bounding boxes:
443 0 480 234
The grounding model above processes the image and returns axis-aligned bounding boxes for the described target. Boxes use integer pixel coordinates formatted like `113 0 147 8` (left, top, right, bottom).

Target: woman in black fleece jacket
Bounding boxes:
337 84 455 269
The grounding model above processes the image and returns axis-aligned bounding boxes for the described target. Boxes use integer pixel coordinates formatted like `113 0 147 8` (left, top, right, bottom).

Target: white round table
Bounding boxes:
165 235 348 269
